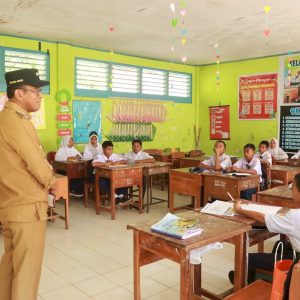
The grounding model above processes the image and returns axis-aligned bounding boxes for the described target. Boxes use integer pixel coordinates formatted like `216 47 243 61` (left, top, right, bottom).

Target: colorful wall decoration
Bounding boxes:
239 73 278 120
209 105 230 140
56 89 72 140
73 100 101 143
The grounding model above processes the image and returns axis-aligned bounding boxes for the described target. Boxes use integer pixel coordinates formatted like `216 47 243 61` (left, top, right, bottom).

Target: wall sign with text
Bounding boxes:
239 73 278 120
209 105 230 140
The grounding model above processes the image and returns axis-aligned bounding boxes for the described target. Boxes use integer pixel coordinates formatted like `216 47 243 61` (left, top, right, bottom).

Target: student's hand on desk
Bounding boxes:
75 154 81 160
234 200 242 214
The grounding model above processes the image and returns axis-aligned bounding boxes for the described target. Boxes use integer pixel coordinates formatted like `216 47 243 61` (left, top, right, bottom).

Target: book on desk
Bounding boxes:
151 213 203 239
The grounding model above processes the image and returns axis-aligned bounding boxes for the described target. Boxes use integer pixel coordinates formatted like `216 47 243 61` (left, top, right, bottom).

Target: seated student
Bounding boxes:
291 150 300 159
54 135 83 196
226 143 262 200
268 137 288 160
83 131 102 160
199 140 232 171
124 139 155 198
255 140 272 191
230 173 300 300
92 141 128 204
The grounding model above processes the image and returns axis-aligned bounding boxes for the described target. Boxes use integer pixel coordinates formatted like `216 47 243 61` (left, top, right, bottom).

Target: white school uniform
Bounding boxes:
54 135 82 161
255 151 272 165
83 144 102 160
233 157 262 182
265 209 300 252
291 150 300 159
202 153 232 170
268 138 288 160
92 153 123 164
124 151 153 163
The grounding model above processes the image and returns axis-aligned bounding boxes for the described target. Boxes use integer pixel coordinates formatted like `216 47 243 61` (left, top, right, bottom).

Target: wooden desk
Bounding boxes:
169 168 203 212
127 211 251 300
203 173 260 205
49 174 69 229
271 165 300 185
275 159 300 167
152 153 171 162
179 156 206 168
94 164 143 220
257 185 300 208
140 162 171 213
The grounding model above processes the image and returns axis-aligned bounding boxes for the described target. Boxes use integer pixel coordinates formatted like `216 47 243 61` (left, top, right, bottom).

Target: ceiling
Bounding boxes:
0 0 300 65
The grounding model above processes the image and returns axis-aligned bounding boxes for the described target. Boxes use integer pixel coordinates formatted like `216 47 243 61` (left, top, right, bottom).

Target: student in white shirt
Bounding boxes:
124 139 155 198
124 139 155 163
291 150 300 159
226 143 262 200
92 141 128 204
54 135 82 162
268 138 288 161
199 140 232 171
83 131 102 160
54 135 83 196
255 140 272 191
232 173 300 299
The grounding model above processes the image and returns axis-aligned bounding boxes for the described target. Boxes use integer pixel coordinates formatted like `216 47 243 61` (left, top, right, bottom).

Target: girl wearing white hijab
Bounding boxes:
54 135 82 162
268 138 288 160
83 131 102 160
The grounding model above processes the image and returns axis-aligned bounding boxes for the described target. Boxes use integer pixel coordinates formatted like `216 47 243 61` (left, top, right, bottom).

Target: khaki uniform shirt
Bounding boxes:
0 101 55 222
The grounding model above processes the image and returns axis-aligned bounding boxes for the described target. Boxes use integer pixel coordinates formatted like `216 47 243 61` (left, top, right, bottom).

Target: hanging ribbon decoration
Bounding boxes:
214 44 221 103
108 25 114 89
179 0 187 65
263 4 271 37
287 37 292 86
170 2 177 68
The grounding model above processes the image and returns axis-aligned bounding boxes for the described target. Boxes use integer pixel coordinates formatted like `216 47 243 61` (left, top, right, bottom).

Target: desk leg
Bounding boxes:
150 176 153 204
234 233 247 292
95 174 100 215
133 231 141 300
193 264 202 296
167 173 170 208
180 254 192 300
146 176 150 213
169 183 174 213
111 184 116 220
138 182 143 214
65 196 69 230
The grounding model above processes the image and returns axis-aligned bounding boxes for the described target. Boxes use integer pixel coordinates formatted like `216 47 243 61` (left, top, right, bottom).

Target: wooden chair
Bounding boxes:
189 150 203 157
46 151 56 167
224 280 272 300
83 160 96 207
261 161 271 190
170 152 185 169
144 149 163 155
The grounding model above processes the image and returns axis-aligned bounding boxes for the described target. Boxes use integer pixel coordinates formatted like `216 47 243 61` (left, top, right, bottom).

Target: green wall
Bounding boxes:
197 56 280 157
0 34 281 156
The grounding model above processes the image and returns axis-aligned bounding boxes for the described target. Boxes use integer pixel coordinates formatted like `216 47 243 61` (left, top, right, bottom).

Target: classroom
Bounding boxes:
0 1 300 300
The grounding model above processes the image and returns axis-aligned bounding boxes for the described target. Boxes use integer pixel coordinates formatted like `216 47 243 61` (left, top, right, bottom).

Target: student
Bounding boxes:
255 140 272 191
226 143 262 200
55 135 83 197
199 140 232 171
291 150 300 159
268 138 288 161
55 135 82 162
83 131 102 160
92 141 128 204
124 139 155 163
231 173 300 300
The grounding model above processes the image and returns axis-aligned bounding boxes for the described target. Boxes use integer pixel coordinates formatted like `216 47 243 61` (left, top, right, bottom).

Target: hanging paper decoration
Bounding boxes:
55 89 72 138
287 38 293 85
214 44 221 100
263 4 271 37
108 25 115 88
179 0 187 65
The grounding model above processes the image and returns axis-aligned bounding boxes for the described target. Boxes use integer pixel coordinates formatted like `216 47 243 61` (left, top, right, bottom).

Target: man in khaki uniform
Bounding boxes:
0 69 58 300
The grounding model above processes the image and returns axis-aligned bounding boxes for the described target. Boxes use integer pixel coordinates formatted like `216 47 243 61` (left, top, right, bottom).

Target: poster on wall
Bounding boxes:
209 105 230 140
239 73 278 120
283 55 300 105
73 100 101 143
279 106 300 152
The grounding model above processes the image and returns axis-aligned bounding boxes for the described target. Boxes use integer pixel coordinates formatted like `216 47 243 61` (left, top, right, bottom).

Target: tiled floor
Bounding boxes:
0 188 276 300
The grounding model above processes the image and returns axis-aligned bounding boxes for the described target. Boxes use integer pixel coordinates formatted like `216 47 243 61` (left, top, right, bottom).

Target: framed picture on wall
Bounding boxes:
209 105 230 140
238 73 278 120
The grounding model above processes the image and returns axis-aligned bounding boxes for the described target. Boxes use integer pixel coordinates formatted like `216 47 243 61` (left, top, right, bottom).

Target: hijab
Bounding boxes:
61 135 72 148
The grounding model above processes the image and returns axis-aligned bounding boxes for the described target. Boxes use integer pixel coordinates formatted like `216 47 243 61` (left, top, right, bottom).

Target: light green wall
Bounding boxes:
0 34 197 153
197 56 280 157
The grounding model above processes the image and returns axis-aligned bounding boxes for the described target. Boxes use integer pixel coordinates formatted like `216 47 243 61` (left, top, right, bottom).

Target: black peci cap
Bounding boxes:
5 68 49 88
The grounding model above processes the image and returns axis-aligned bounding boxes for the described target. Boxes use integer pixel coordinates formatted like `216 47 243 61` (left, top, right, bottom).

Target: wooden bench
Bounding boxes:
224 280 272 300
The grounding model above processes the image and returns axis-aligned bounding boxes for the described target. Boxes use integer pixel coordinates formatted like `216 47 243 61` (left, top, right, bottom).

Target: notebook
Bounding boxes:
151 213 203 239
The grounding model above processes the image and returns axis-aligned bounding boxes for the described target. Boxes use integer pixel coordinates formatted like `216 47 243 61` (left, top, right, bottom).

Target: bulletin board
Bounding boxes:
73 100 101 143
209 105 230 140
239 73 278 120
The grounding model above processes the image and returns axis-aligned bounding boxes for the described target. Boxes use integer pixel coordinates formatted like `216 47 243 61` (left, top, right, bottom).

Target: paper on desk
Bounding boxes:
190 242 223 264
241 203 282 215
227 172 252 176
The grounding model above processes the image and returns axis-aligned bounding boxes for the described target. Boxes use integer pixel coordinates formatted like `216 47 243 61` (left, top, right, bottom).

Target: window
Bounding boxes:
111 64 139 94
3 48 50 93
168 72 191 98
75 59 109 96
142 68 166 96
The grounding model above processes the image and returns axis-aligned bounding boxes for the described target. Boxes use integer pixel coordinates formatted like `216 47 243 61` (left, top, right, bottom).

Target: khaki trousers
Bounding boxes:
0 220 46 300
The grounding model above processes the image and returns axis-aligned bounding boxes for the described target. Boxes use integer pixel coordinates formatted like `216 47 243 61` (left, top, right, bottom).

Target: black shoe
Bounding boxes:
228 270 234 285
